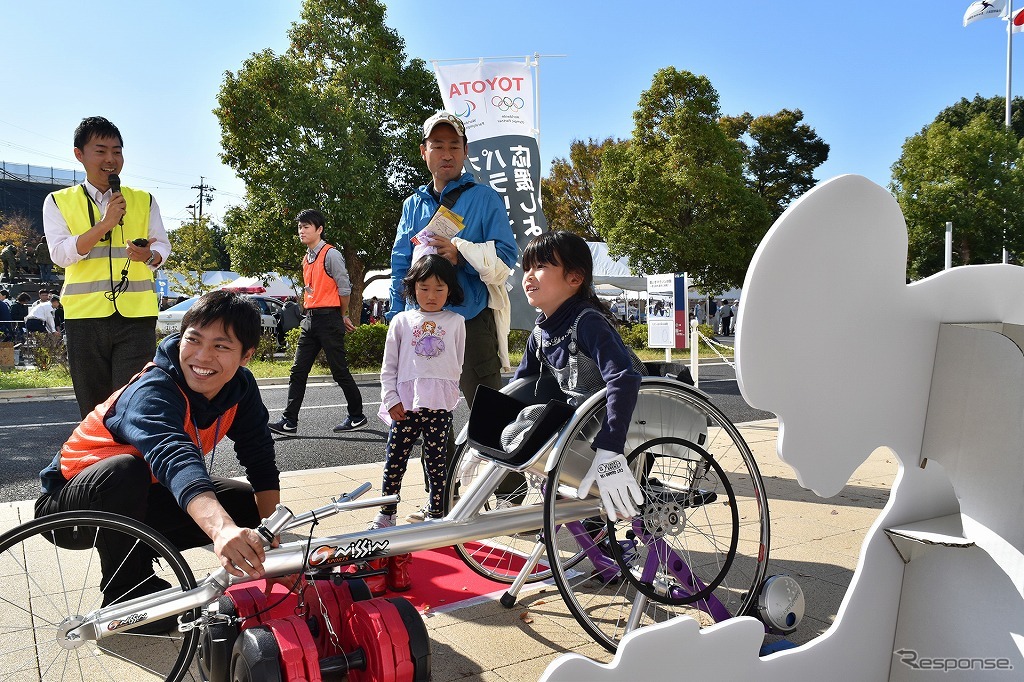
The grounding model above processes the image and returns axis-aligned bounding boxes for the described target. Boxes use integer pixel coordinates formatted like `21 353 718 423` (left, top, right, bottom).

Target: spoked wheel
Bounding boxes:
0 511 201 681
543 380 770 652
444 440 588 584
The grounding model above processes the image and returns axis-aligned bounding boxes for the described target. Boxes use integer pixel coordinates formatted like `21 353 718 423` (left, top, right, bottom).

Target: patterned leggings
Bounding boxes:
380 408 453 517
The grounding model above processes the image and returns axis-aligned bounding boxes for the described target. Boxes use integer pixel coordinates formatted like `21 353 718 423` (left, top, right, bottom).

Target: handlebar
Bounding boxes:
256 482 400 544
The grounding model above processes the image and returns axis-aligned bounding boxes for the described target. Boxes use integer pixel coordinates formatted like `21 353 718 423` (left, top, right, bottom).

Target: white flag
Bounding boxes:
964 0 1007 27
1013 6 1024 32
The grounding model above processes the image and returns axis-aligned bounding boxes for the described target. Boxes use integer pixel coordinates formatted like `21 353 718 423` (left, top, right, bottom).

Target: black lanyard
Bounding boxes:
80 185 130 305
82 185 112 241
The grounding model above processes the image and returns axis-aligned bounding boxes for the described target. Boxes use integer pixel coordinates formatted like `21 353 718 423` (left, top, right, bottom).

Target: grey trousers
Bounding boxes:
65 314 157 418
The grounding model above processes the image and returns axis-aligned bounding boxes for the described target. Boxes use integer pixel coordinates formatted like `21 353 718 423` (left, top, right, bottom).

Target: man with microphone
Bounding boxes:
43 116 171 417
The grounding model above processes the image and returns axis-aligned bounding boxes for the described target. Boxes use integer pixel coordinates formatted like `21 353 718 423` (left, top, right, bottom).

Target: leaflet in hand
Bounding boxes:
422 205 464 241
411 206 464 263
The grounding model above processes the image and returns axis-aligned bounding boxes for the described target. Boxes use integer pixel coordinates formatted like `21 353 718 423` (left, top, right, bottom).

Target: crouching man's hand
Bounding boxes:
187 492 268 578
213 523 267 578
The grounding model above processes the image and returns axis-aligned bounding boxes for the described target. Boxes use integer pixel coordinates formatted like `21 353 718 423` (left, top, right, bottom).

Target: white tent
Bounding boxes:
588 242 742 303
588 242 647 292
361 270 392 300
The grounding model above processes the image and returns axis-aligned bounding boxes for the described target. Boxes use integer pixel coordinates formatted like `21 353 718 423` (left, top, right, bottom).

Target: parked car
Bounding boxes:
157 294 284 335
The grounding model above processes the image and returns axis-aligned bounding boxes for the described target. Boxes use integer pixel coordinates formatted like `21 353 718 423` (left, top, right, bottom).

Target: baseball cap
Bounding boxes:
422 111 466 140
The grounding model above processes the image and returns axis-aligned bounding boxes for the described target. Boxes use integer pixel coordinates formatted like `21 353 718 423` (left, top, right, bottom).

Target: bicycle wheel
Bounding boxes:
543 380 770 652
0 511 201 681
444 439 554 583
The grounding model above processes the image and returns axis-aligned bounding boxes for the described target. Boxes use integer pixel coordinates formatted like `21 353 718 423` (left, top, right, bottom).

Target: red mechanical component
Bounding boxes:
341 600 397 682
264 615 323 682
305 578 363 657
387 554 413 592
227 581 298 629
362 558 389 597
374 599 415 682
222 583 430 682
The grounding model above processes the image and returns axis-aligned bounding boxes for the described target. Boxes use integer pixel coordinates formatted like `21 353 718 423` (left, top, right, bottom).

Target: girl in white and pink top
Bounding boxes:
370 255 466 528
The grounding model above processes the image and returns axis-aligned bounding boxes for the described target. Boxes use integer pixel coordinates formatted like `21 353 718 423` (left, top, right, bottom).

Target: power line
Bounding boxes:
189 177 217 223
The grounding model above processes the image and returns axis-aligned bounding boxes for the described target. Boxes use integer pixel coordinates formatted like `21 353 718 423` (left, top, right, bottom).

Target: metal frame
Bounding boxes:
15 376 764 662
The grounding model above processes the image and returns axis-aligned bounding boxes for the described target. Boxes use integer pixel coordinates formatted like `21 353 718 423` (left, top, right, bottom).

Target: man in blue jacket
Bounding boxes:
388 112 518 515
388 111 517 404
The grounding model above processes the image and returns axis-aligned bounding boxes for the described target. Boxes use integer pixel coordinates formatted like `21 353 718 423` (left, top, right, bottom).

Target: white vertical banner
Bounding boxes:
435 61 536 138
434 59 549 329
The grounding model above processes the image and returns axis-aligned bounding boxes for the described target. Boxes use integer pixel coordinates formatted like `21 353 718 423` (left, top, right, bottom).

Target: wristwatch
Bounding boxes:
145 252 157 266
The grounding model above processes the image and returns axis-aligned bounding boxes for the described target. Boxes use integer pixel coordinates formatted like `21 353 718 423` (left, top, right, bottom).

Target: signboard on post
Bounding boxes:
646 273 688 350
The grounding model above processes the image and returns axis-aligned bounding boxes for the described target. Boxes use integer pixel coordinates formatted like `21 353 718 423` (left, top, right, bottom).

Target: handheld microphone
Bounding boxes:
108 173 124 226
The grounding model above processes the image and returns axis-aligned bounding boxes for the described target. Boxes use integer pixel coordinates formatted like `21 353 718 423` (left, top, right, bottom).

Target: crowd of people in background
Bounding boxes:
0 236 54 285
0 288 62 341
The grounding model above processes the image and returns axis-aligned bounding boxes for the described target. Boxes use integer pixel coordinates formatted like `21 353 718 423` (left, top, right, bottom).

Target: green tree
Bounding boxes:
541 137 622 239
592 67 771 293
891 114 1024 278
0 212 36 252
166 217 227 294
722 108 829 221
934 94 1024 141
209 223 233 271
215 0 439 315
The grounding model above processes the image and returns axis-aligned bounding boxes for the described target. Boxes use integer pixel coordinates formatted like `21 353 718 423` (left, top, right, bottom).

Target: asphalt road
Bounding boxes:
0 361 771 505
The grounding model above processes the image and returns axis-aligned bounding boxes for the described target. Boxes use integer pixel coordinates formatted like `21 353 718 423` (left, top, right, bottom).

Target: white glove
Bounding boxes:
576 449 644 522
457 451 486 488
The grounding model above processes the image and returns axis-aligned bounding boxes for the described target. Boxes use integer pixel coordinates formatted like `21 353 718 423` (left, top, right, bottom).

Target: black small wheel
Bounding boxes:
0 510 200 681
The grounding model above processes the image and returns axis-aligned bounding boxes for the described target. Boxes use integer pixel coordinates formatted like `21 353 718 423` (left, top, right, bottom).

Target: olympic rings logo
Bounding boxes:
492 96 525 112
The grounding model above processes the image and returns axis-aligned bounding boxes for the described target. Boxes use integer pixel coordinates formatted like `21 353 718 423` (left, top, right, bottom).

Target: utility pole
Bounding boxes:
190 177 216 223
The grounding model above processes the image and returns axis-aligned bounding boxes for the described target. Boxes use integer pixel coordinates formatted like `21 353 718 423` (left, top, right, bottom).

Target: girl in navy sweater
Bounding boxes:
512 231 644 521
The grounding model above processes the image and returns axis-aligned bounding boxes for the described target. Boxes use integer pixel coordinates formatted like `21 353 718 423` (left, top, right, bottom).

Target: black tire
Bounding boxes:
0 510 201 681
543 380 770 652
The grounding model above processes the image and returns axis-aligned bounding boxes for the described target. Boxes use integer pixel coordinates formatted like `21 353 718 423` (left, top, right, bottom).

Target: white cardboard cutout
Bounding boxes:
542 175 1024 681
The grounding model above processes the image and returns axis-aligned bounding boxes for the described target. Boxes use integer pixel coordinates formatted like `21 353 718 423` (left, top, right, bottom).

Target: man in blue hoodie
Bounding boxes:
36 290 280 624
387 111 518 514
389 111 518 405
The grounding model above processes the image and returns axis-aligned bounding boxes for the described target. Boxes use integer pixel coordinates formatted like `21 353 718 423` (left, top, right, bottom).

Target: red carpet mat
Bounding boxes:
389 544 551 614
230 544 551 616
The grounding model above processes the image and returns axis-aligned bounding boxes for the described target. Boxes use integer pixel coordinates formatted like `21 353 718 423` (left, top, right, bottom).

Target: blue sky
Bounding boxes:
2 1 1022 230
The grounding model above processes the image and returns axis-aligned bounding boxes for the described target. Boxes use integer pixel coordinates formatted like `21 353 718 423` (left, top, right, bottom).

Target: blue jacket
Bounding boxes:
40 334 279 509
388 172 518 321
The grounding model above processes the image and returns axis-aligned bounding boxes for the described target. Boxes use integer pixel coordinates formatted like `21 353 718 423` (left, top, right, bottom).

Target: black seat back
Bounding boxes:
468 383 575 468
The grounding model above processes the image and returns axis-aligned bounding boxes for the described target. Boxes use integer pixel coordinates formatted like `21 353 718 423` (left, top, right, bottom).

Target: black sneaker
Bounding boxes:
269 417 297 435
333 415 368 432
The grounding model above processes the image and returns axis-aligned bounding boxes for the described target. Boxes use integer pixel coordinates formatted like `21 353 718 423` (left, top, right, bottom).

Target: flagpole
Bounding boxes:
1008 0 1014 131
1006 0 1013 263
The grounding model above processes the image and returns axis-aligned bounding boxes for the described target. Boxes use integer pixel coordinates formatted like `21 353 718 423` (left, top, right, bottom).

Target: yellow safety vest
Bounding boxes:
51 184 158 319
